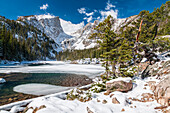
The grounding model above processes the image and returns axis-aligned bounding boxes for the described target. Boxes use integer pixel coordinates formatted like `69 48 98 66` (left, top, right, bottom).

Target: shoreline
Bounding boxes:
0 81 94 111
0 61 104 110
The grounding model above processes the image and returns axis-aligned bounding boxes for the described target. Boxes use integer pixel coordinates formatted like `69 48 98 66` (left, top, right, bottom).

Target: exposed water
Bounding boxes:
0 62 95 105
0 72 91 105
0 73 81 96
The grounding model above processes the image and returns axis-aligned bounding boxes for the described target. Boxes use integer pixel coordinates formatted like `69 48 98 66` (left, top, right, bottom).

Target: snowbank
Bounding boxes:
0 78 6 84
18 77 161 113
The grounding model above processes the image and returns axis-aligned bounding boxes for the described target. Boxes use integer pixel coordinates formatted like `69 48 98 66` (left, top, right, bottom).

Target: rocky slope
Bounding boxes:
0 16 56 60
61 15 139 50
17 14 139 52
16 0 169 53
17 14 72 52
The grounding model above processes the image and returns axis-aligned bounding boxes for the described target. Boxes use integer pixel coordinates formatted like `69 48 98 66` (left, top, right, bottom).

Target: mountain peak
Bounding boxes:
34 14 56 20
17 13 56 21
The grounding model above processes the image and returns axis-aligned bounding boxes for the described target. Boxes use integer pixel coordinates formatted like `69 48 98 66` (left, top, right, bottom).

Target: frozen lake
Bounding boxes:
0 61 104 105
0 61 104 78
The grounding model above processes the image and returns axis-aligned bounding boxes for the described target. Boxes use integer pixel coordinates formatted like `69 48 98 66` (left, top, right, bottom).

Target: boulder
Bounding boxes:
87 107 94 113
147 81 156 87
142 60 170 78
106 80 133 93
141 93 154 102
102 99 107 104
112 97 120 104
121 108 125 112
152 75 170 106
70 61 78 64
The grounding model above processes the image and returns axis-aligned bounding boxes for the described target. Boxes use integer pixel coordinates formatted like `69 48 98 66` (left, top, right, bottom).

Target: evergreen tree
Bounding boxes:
89 15 118 76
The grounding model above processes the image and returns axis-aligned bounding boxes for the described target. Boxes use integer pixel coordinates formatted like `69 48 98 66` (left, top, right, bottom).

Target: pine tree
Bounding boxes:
89 15 118 77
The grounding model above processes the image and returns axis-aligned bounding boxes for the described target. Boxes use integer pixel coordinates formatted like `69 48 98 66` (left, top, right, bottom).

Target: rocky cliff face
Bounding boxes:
139 54 170 107
18 14 72 51
61 15 140 51
17 14 139 52
61 20 99 50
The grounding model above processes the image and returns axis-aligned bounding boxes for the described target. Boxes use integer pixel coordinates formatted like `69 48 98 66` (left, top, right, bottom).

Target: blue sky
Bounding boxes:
0 0 168 24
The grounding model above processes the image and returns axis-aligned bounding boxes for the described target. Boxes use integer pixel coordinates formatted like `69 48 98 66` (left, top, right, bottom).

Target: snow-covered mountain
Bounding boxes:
17 14 139 52
61 15 139 50
59 19 84 35
0 15 56 60
18 14 72 51
61 20 99 50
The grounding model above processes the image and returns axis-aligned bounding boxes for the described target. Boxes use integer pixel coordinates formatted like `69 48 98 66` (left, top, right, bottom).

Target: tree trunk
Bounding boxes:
112 60 116 76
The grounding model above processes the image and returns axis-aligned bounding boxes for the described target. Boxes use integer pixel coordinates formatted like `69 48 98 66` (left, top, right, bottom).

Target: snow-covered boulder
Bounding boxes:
0 78 6 84
106 77 133 93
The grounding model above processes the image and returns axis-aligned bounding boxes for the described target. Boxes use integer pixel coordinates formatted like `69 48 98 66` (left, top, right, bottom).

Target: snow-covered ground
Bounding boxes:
23 77 166 113
0 76 164 113
0 57 169 113
0 61 105 78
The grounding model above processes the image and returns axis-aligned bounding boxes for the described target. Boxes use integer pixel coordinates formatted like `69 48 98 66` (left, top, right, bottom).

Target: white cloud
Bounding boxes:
78 8 86 14
40 4 49 10
105 0 115 10
86 12 94 16
100 9 118 21
94 10 97 12
78 8 95 16
78 8 95 22
83 16 93 22
97 16 100 20
77 0 117 23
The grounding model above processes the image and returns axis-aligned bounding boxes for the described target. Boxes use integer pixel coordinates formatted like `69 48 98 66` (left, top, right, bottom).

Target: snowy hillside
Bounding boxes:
18 14 138 51
0 16 56 60
18 14 72 52
61 20 99 50
60 19 84 35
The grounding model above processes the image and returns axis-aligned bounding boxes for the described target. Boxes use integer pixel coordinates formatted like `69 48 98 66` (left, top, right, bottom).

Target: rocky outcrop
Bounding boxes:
17 14 141 52
141 59 170 78
141 58 170 106
61 20 99 50
152 75 170 106
106 80 133 93
17 14 72 51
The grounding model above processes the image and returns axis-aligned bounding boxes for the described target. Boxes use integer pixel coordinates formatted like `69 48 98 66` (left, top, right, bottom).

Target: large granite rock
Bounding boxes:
149 75 170 106
106 80 133 93
154 75 170 106
142 60 170 79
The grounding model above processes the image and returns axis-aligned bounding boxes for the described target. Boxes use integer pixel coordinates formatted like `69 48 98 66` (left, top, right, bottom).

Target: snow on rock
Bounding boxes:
106 77 132 84
61 21 99 50
13 83 72 96
17 14 72 52
9 106 25 113
60 19 84 35
0 78 6 84
17 14 140 52
141 58 147 63
35 14 55 21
